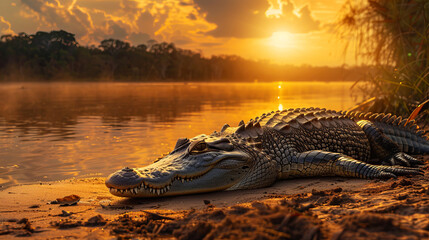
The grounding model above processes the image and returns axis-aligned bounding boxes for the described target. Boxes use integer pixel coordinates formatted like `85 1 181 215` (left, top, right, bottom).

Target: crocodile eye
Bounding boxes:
189 141 208 154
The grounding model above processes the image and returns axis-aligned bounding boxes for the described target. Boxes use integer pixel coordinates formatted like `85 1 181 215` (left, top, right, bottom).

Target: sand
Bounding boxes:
0 155 428 239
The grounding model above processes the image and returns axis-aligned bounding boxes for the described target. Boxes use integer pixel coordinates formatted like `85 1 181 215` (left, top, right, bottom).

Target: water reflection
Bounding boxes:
0 82 361 187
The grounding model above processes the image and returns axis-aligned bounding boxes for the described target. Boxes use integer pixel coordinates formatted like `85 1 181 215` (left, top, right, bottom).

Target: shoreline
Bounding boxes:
1 155 428 239
0 79 357 85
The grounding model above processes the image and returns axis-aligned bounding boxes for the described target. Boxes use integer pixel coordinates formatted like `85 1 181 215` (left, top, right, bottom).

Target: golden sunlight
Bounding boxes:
268 31 294 49
266 8 282 18
265 0 282 18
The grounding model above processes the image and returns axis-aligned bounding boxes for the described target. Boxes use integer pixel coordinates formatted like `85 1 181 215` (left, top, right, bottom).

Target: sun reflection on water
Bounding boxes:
278 82 283 111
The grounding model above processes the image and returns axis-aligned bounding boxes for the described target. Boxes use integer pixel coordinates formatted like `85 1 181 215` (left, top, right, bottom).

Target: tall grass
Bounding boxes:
337 0 429 120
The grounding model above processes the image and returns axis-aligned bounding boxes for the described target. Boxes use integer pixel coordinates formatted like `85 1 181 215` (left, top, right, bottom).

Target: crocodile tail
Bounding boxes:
344 111 429 154
371 115 428 154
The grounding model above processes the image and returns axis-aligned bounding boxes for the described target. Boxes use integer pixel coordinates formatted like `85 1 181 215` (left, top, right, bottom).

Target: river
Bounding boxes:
0 81 363 188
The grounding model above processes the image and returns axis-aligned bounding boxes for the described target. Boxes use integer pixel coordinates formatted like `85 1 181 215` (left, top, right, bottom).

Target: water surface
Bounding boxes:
0 82 362 187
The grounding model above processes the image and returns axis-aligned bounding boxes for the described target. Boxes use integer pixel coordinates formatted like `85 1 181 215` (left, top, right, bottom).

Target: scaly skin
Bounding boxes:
105 108 429 197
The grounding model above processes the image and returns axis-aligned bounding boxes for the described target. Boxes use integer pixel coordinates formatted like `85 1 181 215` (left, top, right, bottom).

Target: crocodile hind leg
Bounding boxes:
280 150 422 179
357 120 423 166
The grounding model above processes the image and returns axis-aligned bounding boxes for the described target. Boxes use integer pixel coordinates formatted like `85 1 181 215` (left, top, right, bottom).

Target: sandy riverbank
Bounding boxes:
0 155 428 239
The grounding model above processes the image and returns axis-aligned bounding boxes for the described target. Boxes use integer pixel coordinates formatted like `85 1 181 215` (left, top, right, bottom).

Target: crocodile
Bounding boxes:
105 108 429 197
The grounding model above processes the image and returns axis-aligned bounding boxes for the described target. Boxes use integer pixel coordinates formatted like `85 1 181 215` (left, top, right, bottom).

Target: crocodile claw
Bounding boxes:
382 152 424 167
377 165 424 178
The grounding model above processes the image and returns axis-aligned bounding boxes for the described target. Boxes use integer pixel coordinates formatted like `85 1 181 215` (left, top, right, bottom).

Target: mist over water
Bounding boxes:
0 82 362 188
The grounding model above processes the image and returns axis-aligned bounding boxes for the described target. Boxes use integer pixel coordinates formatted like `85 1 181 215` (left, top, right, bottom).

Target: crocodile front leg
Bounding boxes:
279 150 422 179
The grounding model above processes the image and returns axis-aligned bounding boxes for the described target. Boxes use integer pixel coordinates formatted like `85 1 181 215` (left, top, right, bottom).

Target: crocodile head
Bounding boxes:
105 134 257 197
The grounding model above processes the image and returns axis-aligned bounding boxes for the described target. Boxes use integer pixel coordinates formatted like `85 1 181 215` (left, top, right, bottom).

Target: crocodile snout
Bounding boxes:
105 167 144 189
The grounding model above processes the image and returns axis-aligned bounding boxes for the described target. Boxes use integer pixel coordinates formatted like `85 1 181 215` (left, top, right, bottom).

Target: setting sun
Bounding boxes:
268 31 294 49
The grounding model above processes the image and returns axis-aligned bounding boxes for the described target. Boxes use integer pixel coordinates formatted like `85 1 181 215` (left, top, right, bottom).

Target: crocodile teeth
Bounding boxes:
111 181 175 196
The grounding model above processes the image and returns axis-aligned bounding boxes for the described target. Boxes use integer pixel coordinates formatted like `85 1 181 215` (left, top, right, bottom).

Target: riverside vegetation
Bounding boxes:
0 30 365 82
338 0 429 118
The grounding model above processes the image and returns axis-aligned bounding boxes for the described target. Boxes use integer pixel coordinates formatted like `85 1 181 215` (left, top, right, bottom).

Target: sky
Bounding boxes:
0 0 354 66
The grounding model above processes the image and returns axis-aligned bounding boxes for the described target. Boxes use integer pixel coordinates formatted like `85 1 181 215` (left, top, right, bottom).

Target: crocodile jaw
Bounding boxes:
105 152 250 197
107 168 244 197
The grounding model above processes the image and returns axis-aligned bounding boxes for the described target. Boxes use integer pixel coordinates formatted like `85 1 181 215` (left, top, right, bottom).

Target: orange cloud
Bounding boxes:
17 0 149 45
273 0 320 33
14 0 216 47
0 16 15 35
20 0 94 38
6 0 319 44
194 0 320 38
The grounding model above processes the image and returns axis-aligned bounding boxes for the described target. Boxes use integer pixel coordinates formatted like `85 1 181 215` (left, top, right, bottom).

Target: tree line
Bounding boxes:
0 30 365 82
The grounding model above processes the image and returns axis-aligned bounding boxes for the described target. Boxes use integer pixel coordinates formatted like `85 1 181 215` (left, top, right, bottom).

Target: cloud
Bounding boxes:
20 0 94 37
194 0 268 38
187 13 197 21
194 0 320 38
16 0 157 45
77 0 122 14
135 11 156 37
12 0 216 48
273 1 320 34
107 20 128 39
179 1 194 7
20 0 44 12
129 32 151 45
147 0 216 45
6 0 319 48
0 16 15 35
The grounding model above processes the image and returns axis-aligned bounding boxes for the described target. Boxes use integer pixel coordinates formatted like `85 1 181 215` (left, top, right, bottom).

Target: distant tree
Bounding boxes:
99 39 130 53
